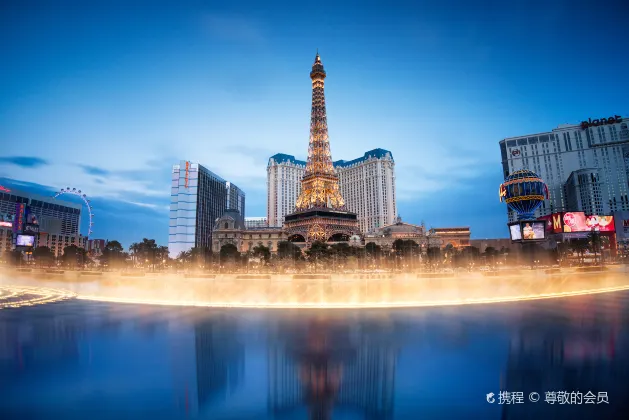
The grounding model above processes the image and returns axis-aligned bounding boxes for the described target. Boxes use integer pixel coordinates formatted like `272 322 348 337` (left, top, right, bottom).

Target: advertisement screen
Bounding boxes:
585 215 614 232
26 213 39 225
509 224 522 241
522 221 546 240
563 212 615 232
16 234 35 247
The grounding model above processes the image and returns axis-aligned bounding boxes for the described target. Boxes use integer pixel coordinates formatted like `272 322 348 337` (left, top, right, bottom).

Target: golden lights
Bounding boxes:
70 273 629 309
0 286 75 309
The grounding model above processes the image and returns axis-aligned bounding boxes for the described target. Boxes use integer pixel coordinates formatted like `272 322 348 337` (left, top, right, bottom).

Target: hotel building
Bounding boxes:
0 184 81 236
0 184 83 254
499 115 629 222
169 161 245 258
37 232 88 258
267 148 397 234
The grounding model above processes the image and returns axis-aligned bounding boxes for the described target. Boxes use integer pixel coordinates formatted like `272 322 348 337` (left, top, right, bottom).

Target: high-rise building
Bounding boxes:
0 183 81 236
169 161 245 258
499 116 629 222
563 168 604 216
268 148 397 233
282 53 359 244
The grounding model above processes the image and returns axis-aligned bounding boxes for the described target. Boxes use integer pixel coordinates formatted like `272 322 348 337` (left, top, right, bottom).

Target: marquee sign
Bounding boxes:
13 203 24 235
580 115 622 129
184 161 190 189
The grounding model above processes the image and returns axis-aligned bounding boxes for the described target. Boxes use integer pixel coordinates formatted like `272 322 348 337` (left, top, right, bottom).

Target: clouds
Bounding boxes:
78 165 110 176
0 156 48 168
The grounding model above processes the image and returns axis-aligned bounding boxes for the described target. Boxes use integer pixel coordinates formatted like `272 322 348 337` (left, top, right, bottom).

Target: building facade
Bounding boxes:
0 184 81 236
267 148 397 234
614 210 629 243
87 239 107 257
363 216 470 251
37 232 88 258
564 168 604 216
212 210 286 253
169 161 245 258
432 227 471 248
499 115 629 222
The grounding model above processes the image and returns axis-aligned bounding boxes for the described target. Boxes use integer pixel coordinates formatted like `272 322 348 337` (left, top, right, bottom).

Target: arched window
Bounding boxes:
224 222 229 229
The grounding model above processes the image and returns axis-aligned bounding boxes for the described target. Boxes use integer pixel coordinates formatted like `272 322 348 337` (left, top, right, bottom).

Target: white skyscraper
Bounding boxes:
267 149 397 234
499 115 629 222
169 161 245 258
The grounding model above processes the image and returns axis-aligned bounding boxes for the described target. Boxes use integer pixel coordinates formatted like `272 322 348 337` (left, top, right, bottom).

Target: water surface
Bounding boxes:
1 291 628 419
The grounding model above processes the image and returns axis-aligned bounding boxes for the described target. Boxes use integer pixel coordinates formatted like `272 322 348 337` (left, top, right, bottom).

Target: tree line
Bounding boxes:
0 232 611 271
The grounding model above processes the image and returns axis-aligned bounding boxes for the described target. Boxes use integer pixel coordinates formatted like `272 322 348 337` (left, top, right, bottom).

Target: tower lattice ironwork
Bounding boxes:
283 53 359 244
295 52 346 212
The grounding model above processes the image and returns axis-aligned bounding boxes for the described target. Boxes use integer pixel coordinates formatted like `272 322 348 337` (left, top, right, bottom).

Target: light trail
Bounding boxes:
76 283 629 309
0 286 75 309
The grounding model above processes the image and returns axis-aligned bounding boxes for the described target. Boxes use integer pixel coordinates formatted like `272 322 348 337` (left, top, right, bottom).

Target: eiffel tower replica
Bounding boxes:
284 52 359 245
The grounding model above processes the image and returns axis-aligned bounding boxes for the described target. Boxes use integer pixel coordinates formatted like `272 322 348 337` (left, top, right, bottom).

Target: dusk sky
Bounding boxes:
1 0 628 247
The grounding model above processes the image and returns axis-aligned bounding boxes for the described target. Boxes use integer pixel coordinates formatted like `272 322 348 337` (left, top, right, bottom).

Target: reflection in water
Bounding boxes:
269 318 397 420
501 300 629 419
195 319 245 407
0 303 83 382
0 293 628 419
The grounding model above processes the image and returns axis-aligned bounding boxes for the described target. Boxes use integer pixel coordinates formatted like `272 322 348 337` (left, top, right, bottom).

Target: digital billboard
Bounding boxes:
16 234 35 247
509 224 522 241
563 212 614 233
522 221 546 240
26 213 39 225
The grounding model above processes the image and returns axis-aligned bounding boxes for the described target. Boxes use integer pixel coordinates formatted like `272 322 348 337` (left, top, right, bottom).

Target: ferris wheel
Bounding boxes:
53 187 94 237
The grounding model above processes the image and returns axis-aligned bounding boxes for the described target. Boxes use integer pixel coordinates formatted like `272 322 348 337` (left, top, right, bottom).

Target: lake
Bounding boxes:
1 291 628 419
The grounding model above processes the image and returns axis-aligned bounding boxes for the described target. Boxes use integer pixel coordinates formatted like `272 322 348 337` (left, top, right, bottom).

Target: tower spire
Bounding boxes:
295 52 346 211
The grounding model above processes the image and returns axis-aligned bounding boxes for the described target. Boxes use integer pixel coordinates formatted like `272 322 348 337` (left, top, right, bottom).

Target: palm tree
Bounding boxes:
587 231 603 265
252 244 271 266
306 241 330 272
570 238 590 265
32 246 55 268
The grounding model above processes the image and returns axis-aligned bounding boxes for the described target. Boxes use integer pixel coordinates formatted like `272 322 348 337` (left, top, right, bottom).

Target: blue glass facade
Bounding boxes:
169 161 245 258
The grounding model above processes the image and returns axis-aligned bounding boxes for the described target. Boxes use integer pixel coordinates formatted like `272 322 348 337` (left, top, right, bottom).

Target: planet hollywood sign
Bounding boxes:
580 115 622 129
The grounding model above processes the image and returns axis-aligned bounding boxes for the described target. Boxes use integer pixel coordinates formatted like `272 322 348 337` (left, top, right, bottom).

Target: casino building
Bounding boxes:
267 149 397 234
499 115 629 222
0 183 84 255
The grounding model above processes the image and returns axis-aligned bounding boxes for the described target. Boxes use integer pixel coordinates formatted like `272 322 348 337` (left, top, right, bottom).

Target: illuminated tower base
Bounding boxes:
284 208 358 243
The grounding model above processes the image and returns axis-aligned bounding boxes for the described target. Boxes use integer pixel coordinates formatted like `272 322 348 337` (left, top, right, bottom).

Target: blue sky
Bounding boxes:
1 0 628 248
